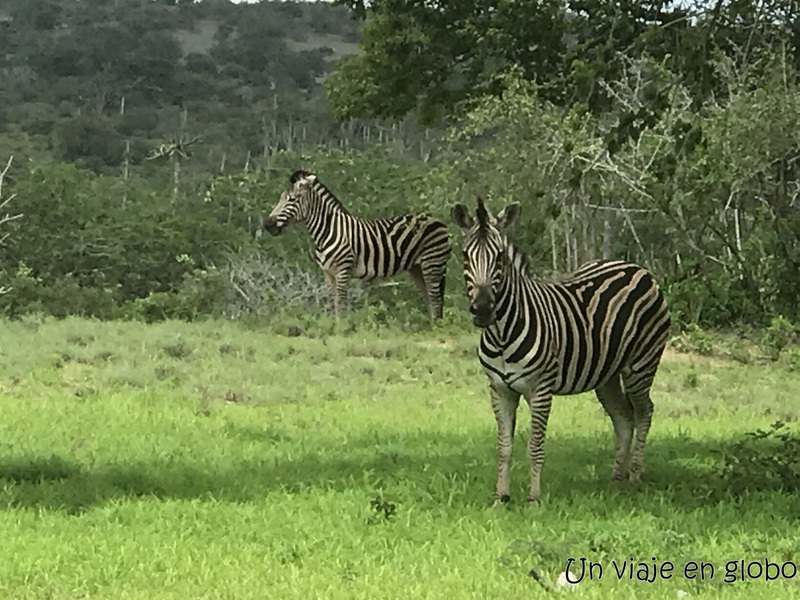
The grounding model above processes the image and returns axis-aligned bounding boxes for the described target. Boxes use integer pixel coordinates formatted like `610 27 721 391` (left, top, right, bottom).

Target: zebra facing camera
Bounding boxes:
469 302 495 328
469 287 496 327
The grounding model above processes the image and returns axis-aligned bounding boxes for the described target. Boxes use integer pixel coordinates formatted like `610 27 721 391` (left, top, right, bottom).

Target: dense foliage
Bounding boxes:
0 0 797 336
0 0 433 171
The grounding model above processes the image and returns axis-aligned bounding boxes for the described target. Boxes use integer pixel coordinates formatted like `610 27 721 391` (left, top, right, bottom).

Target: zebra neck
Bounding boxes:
488 246 541 339
303 195 349 250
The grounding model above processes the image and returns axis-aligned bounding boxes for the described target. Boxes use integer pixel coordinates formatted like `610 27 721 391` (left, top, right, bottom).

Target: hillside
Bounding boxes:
0 0 366 176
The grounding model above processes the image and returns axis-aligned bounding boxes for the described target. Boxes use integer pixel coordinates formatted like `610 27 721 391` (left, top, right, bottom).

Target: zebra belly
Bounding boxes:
479 354 539 396
351 254 400 279
478 338 608 397
481 356 609 397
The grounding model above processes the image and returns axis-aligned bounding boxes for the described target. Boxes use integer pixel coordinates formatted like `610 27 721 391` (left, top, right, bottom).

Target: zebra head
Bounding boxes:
263 169 315 236
451 197 521 327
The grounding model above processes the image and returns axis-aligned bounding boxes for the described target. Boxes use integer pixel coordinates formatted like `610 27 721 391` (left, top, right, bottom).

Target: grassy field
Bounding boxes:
0 315 798 599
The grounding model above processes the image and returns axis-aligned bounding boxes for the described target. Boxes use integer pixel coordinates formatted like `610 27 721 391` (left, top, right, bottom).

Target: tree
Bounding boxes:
326 0 568 125
327 0 799 126
55 116 124 171
0 156 23 295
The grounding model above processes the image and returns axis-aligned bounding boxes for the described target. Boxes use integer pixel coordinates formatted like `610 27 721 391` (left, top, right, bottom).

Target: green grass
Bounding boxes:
0 315 798 599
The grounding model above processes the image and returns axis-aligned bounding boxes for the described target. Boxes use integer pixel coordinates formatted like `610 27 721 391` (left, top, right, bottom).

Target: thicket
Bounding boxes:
0 0 797 343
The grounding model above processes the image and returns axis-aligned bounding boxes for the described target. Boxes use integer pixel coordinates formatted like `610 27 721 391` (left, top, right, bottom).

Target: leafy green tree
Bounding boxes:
10 0 62 31
55 116 124 171
328 0 798 126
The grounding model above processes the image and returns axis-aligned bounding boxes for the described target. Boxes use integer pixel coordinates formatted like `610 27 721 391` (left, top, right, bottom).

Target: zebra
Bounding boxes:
263 170 451 322
451 196 671 505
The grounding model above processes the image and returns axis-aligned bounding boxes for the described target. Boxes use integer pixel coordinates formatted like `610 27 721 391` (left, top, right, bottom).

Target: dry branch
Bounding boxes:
220 250 367 319
0 156 23 294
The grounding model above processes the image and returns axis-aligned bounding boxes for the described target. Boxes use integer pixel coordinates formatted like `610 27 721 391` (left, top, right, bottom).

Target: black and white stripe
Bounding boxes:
264 170 451 321
452 197 671 504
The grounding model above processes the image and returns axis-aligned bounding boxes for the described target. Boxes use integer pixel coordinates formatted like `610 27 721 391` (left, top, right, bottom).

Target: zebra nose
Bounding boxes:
469 294 494 316
470 301 493 314
263 217 283 235
469 298 495 327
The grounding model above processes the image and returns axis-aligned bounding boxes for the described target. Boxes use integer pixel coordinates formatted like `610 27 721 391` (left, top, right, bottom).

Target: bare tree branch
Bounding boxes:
0 156 23 295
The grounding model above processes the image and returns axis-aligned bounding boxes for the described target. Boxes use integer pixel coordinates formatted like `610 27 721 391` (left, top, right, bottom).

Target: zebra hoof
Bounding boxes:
493 494 511 506
526 495 541 505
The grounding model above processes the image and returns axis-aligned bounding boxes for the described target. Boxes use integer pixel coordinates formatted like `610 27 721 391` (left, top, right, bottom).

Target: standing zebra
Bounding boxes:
451 197 671 505
263 170 451 322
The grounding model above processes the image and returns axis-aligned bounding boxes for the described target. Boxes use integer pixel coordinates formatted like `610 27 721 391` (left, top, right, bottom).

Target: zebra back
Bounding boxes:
270 170 451 279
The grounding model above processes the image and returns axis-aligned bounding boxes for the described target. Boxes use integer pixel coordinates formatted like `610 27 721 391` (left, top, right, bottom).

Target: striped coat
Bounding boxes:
452 197 671 504
264 170 451 321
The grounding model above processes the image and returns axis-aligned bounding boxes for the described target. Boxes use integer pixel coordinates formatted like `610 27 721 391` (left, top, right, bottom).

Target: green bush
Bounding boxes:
716 421 800 495
122 265 229 324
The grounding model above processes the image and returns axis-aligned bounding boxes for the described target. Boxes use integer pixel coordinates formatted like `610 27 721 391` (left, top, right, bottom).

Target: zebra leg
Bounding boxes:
420 262 447 322
594 376 635 481
621 370 656 482
407 265 435 321
323 270 338 316
331 271 351 318
626 392 655 482
524 388 553 504
490 383 520 505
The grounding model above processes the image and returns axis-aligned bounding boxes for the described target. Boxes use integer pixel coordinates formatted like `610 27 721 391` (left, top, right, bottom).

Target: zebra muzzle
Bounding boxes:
469 295 495 327
263 217 284 236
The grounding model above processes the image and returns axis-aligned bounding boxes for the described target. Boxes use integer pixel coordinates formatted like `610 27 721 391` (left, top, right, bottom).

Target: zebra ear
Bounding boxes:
496 203 521 232
451 204 474 230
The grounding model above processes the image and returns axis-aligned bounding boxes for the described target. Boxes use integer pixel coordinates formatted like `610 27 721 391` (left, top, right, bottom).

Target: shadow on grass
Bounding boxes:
0 429 792 521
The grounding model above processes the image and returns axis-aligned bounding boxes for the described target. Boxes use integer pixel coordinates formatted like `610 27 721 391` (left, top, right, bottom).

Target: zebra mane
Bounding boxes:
470 197 530 275
289 169 312 184
504 237 530 276
473 196 496 243
475 197 491 236
293 171 349 213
